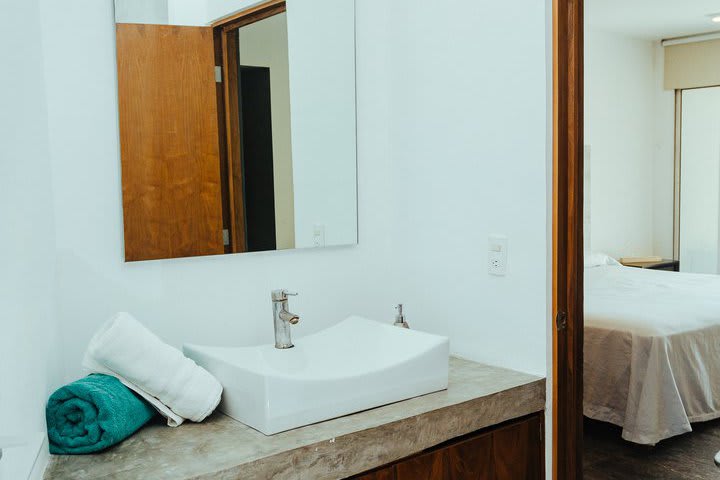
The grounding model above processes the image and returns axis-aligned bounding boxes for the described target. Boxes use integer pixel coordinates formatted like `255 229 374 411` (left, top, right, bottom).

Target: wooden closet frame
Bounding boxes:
212 0 287 254
553 0 584 478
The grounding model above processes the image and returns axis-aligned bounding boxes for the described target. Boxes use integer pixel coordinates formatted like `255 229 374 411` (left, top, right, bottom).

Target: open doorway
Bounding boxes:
563 1 720 478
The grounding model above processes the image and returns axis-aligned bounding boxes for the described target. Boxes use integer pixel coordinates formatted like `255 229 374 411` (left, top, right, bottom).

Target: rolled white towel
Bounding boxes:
82 312 222 427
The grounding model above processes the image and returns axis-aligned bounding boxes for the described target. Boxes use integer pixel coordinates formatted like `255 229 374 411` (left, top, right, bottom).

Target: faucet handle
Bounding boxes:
272 289 298 301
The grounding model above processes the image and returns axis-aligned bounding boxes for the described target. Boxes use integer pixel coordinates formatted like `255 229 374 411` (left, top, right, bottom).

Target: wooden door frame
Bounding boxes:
213 0 286 254
553 0 584 478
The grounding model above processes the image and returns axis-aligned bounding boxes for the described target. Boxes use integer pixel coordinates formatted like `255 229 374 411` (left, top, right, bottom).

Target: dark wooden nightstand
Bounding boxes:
620 259 680 271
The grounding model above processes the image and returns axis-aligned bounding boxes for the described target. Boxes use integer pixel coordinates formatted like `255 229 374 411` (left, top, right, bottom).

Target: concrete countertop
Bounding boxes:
44 357 545 480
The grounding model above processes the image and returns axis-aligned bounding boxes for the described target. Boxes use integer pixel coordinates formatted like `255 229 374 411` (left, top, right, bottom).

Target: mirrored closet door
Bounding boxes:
679 86 720 274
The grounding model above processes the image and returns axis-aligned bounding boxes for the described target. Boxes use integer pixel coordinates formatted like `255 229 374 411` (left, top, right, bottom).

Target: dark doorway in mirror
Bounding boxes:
240 66 277 252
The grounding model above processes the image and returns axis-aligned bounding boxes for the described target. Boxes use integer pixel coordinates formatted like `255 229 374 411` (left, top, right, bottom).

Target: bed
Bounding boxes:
584 256 720 445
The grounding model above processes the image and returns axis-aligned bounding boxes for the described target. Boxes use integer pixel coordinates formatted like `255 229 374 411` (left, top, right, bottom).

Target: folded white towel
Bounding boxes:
82 312 222 427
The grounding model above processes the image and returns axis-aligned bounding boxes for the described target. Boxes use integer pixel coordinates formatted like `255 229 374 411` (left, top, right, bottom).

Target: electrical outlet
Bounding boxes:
313 224 326 247
488 235 508 276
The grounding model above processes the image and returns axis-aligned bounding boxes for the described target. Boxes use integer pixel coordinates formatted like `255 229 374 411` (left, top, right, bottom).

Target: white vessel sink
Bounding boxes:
184 316 449 435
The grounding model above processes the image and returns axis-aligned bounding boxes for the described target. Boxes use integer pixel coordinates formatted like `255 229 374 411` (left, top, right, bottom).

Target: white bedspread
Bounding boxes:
584 265 720 444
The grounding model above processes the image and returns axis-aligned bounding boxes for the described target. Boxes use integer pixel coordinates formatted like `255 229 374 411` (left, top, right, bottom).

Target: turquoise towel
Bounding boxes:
46 374 156 454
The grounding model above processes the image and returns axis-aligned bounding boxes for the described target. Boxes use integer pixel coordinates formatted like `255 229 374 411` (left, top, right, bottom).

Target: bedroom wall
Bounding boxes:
585 28 675 259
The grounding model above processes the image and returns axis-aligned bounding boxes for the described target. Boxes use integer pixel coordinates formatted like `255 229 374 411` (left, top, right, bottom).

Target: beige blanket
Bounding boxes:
584 265 720 445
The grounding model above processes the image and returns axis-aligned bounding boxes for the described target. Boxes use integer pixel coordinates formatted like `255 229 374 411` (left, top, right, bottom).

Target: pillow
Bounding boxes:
584 252 621 268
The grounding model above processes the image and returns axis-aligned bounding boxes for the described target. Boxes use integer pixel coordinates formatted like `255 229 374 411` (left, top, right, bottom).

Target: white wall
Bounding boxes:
168 0 207 26
585 29 655 258
115 0 208 26
0 0 61 475
289 0 358 249
114 0 169 24
38 0 397 386
380 0 548 374
35 0 548 382
585 28 675 259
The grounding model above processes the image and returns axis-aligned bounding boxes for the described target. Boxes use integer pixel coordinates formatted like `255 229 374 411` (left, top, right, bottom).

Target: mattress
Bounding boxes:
584 265 720 444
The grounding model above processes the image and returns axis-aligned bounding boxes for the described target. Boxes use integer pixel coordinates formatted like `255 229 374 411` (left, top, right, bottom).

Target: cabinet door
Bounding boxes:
493 416 543 480
350 415 544 480
353 467 396 480
396 449 446 480
117 24 225 261
446 432 493 480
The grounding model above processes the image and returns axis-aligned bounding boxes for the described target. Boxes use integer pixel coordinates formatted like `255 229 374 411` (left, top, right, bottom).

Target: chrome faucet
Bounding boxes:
272 289 300 349
394 304 410 329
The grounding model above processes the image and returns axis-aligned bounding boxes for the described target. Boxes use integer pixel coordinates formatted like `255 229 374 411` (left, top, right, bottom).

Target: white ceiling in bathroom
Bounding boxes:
586 0 720 40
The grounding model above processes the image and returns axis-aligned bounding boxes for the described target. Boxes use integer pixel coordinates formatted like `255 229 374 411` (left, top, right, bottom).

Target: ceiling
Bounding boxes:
586 0 720 40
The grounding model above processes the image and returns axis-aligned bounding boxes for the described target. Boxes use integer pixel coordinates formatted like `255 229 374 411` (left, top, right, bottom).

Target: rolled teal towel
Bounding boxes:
46 374 156 454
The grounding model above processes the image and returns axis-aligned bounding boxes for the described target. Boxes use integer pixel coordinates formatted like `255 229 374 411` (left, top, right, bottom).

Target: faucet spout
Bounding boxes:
279 309 300 325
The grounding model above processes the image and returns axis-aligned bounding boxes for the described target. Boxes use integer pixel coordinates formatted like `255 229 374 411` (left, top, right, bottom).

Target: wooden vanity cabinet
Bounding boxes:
354 470 396 480
350 414 544 480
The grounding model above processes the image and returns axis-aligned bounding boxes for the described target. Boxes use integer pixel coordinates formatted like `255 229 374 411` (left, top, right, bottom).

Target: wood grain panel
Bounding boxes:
494 416 543 480
395 450 446 480
446 431 493 480
345 415 544 480
351 466 396 480
221 29 247 253
553 0 584 478
117 24 225 261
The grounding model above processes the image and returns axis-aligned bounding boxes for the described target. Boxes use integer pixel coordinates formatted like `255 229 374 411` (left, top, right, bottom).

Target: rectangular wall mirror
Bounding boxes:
114 0 357 262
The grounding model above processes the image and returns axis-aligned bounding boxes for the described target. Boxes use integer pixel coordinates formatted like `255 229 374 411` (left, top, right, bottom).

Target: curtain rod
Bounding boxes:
662 31 720 47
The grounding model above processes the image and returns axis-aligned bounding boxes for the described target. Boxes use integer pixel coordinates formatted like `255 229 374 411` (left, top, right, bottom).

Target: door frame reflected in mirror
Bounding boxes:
214 0 288 254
